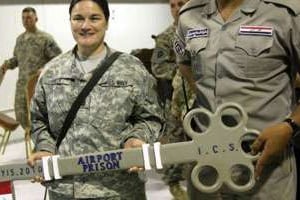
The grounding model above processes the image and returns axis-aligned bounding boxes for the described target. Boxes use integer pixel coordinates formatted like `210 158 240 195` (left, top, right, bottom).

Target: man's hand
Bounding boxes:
124 138 145 172
0 63 8 84
251 122 293 179
27 151 53 183
1 62 8 74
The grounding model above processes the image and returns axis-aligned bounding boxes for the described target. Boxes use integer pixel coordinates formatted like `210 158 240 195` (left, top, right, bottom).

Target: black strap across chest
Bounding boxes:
55 51 122 151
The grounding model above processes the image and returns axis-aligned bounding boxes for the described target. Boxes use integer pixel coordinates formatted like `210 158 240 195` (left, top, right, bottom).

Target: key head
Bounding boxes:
183 102 260 193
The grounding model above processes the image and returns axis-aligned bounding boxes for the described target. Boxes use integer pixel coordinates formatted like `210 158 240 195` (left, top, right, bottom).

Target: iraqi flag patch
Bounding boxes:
239 25 273 36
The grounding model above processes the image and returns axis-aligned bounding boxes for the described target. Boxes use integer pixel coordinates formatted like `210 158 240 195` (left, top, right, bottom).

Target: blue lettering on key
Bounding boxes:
77 151 123 173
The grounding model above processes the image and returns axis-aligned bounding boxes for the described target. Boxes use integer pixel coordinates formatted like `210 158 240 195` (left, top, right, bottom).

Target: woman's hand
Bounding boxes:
27 151 53 182
124 138 145 172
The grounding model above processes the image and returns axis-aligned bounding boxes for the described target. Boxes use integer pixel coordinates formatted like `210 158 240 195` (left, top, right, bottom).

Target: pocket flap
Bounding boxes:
235 35 273 56
186 37 208 55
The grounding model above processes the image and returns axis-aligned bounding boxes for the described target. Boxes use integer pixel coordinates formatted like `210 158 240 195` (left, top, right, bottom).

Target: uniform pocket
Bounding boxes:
91 81 134 121
186 37 208 55
186 38 209 76
235 35 273 56
235 36 279 78
44 77 77 117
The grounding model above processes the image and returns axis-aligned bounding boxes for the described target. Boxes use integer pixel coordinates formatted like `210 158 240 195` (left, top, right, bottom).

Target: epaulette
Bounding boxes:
179 0 209 15
263 0 300 15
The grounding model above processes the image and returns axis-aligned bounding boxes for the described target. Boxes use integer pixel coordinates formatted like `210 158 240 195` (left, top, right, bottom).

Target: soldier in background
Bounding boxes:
151 0 194 199
0 7 61 129
0 67 3 85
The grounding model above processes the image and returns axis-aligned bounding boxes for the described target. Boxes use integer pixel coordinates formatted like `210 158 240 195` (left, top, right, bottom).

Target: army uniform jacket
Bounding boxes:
6 29 61 79
5 29 61 128
30 46 163 198
151 25 178 80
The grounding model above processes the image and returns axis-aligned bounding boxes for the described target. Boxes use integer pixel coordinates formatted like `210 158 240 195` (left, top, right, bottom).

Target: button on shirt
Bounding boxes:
175 0 300 130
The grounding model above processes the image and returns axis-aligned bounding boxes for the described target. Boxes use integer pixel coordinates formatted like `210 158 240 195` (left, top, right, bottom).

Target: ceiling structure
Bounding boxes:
0 0 168 4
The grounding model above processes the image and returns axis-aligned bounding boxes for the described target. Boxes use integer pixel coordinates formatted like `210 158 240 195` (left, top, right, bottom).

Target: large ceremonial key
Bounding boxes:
0 102 259 193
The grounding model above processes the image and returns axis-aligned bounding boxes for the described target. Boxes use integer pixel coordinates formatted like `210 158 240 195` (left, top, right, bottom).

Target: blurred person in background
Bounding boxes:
151 0 193 199
0 7 61 130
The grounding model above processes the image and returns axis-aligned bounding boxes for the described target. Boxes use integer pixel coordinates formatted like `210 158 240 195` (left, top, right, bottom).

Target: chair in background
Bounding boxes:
0 112 19 154
25 72 40 158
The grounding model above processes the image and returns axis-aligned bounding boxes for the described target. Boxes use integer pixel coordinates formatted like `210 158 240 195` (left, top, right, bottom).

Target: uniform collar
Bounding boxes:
72 42 112 57
203 0 260 16
240 0 260 14
69 43 113 80
201 0 216 16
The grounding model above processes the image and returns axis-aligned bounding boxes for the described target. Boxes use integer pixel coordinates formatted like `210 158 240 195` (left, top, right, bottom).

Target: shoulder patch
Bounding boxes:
179 0 209 15
263 0 300 15
173 38 186 56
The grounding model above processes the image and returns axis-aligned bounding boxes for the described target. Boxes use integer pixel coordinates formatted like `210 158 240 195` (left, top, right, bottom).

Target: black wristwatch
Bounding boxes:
283 118 300 137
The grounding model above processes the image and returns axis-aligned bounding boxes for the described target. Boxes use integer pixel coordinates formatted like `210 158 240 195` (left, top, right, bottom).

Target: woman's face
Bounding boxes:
70 0 108 53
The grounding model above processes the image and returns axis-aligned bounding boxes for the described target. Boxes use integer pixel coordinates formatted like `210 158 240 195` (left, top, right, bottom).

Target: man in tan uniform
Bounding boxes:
175 0 300 199
0 7 61 129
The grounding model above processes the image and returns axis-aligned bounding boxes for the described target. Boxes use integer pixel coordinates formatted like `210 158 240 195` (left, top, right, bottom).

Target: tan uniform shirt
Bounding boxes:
175 0 300 130
175 0 300 199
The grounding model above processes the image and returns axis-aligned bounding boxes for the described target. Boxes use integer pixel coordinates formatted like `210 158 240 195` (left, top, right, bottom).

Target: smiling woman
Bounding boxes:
27 0 164 199
70 0 108 58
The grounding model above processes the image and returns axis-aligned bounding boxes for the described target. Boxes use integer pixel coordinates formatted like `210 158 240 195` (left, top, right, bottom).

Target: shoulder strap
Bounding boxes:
179 0 208 16
263 0 300 15
55 51 122 150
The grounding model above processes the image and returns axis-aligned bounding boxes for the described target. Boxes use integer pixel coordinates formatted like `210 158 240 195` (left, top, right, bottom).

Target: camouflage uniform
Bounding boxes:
0 69 3 85
151 25 195 200
30 45 164 199
151 25 177 114
4 29 61 129
171 70 195 121
151 25 177 80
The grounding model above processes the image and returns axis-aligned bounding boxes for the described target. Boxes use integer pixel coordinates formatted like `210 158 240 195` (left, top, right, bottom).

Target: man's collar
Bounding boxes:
25 27 38 33
203 0 260 16
240 0 260 15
